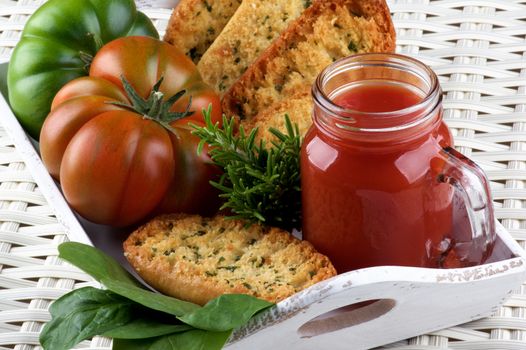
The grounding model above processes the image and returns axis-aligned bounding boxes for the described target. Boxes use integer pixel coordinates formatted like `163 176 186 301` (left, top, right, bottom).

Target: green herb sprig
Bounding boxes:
192 107 302 230
40 242 273 350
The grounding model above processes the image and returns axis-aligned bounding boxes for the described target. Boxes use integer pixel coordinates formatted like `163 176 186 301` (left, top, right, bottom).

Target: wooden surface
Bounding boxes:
226 224 526 350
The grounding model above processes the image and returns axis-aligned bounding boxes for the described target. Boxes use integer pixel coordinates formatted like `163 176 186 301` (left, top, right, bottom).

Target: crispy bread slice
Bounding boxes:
163 0 242 62
222 0 396 121
240 86 313 146
123 214 336 305
197 0 313 94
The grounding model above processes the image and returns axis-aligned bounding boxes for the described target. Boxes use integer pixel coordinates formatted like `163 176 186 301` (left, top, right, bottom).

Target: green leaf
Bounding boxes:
102 278 200 317
153 330 232 350
40 287 134 350
112 330 232 350
113 337 157 350
103 319 192 339
58 242 139 287
59 242 200 316
178 294 274 332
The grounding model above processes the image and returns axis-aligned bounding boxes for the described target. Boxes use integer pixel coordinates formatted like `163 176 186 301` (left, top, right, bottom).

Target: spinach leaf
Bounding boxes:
40 287 134 350
59 242 139 287
151 330 232 350
59 242 200 316
178 294 273 331
112 337 157 350
104 320 192 339
102 278 200 316
112 330 232 350
46 242 274 350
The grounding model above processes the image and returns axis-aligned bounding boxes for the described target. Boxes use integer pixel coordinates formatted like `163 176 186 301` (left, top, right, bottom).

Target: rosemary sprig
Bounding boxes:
192 107 302 230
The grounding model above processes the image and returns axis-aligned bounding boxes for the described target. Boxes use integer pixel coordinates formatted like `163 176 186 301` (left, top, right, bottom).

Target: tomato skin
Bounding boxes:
89 36 222 126
7 0 158 139
172 83 222 126
50 77 129 110
60 111 174 227
41 96 123 179
40 36 223 227
155 126 222 216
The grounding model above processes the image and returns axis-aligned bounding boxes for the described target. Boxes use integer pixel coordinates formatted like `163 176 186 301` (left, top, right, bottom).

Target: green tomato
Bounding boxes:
7 0 159 139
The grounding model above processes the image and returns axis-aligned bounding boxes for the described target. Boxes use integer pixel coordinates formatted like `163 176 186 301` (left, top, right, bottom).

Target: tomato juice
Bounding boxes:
301 54 495 273
332 82 422 113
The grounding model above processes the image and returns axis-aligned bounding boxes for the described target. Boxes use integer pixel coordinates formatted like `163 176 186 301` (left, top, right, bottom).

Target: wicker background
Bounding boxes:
0 0 524 349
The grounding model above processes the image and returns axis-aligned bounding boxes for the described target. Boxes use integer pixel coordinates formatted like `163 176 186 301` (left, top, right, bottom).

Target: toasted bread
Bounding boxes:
197 0 313 94
222 0 396 122
163 0 242 62
123 214 336 305
240 86 313 146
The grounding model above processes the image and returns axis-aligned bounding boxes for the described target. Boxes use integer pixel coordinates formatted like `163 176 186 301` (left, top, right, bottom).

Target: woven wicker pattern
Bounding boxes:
0 124 107 350
0 3 171 349
0 0 173 61
0 0 523 349
380 0 526 349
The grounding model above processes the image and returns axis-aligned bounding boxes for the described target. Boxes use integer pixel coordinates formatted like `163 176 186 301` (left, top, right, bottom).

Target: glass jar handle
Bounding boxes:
436 146 496 266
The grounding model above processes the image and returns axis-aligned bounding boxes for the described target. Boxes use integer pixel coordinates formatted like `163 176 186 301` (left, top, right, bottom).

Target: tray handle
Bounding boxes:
227 255 526 350
297 298 396 338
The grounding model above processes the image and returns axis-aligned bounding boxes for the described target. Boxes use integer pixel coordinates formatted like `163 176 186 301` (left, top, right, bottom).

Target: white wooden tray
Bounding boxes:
0 60 525 350
227 225 526 349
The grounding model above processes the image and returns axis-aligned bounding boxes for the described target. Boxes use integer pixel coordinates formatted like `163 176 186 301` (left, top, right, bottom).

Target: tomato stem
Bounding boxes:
79 33 104 73
79 51 93 73
109 76 194 133
148 91 164 119
86 32 104 53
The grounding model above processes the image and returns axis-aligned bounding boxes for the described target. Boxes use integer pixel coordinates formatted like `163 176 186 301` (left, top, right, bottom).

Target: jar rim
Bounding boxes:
312 53 441 133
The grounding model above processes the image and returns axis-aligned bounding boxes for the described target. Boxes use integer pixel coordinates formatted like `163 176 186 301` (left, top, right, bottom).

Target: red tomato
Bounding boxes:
88 36 222 126
40 36 222 227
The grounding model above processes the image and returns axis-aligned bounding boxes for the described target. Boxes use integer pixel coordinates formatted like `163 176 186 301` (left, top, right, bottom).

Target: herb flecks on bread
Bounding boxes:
197 0 312 94
240 86 313 147
123 215 337 306
222 0 396 122
164 0 242 62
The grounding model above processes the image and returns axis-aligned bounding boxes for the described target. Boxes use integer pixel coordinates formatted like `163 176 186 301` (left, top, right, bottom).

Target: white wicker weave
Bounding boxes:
381 1 526 349
0 0 523 349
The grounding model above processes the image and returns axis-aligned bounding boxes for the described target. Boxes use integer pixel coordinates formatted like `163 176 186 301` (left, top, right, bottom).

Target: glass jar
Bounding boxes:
301 53 495 273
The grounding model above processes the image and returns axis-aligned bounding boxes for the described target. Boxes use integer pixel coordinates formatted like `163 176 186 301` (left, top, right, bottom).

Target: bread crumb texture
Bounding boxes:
197 0 312 94
164 0 242 62
222 0 396 120
124 214 337 305
240 86 313 147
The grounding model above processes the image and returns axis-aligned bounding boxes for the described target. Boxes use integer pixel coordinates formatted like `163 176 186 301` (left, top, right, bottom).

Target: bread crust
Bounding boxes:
197 0 310 94
124 214 337 305
222 0 396 119
164 0 242 62
240 86 313 146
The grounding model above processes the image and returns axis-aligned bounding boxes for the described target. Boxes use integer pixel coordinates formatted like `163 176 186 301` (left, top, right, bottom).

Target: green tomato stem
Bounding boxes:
148 91 165 119
86 32 104 53
79 33 104 73
108 76 194 135
79 51 93 73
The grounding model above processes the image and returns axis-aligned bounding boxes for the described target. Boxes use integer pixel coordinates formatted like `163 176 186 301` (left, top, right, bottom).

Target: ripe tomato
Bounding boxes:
7 0 158 139
40 36 222 227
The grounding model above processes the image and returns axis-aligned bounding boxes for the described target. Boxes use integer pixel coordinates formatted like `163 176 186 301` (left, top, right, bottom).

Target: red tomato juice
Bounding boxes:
301 81 457 272
333 83 422 112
